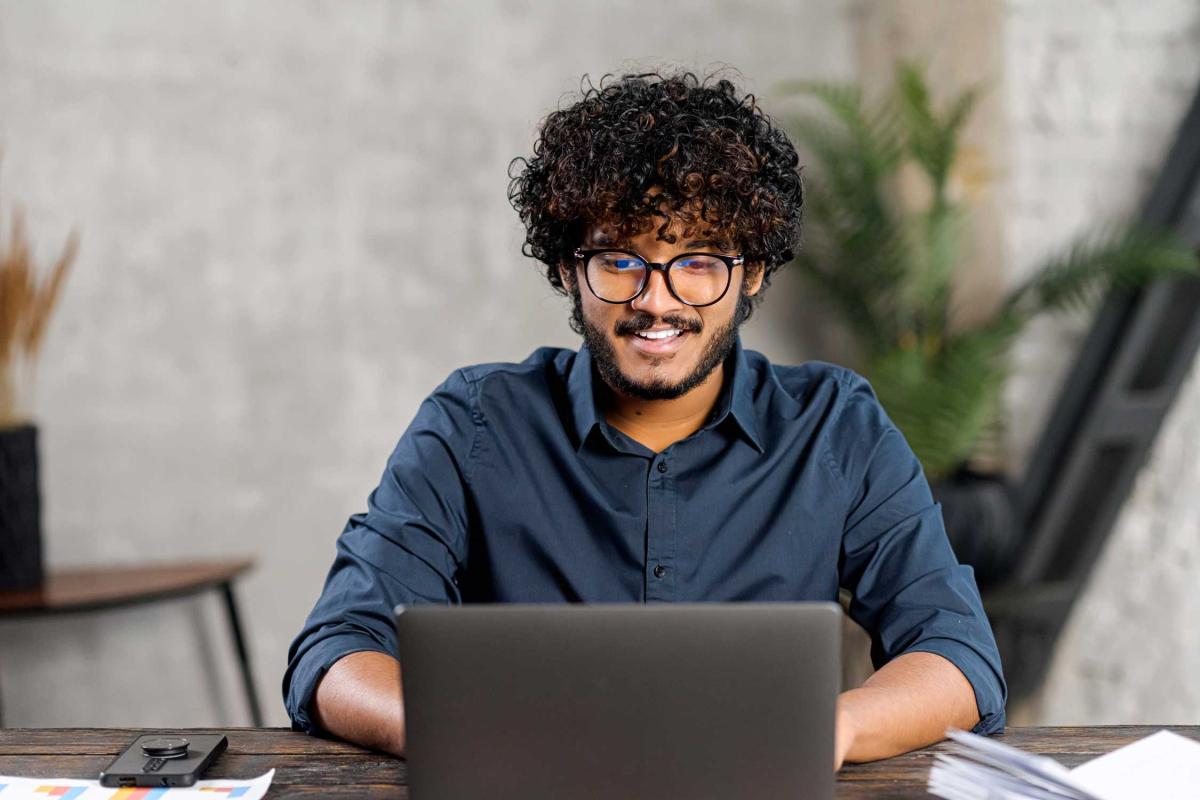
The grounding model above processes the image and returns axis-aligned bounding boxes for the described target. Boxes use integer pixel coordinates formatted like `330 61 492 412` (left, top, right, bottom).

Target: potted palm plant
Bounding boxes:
0 186 78 590
777 64 1199 587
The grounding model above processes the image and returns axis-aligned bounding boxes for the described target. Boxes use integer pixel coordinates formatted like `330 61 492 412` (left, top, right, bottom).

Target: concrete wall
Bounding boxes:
0 0 855 726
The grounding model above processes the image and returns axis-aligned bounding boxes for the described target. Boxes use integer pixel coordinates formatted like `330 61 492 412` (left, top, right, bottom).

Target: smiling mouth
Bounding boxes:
625 327 691 356
635 328 682 341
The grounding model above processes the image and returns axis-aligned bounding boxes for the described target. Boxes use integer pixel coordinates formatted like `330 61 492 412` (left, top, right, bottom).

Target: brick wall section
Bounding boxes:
1000 0 1200 723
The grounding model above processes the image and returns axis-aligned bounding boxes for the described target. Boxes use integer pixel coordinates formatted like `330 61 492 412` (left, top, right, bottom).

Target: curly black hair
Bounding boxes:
507 69 804 319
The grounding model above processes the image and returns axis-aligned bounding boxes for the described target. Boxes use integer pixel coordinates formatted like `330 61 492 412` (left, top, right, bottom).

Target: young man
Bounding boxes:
283 71 1006 769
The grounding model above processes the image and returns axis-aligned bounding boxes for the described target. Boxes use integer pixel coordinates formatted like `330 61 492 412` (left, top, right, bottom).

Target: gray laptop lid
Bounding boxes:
396 602 841 800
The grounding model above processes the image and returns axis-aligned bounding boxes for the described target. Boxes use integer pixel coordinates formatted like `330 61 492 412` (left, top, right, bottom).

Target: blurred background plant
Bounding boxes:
0 170 79 429
0 164 79 590
776 62 1200 482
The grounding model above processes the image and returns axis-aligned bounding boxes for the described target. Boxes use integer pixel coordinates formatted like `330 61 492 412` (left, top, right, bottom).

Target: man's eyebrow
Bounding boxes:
587 235 727 250
687 239 740 252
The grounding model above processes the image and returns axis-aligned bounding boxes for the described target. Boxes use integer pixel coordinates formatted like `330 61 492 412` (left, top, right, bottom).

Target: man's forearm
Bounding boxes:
836 651 980 767
313 647 975 766
313 650 407 757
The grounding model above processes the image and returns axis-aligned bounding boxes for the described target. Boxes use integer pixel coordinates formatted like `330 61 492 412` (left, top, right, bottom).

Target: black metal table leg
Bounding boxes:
221 581 263 727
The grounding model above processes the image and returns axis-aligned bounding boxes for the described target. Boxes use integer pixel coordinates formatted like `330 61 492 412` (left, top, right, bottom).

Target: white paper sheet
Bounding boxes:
0 769 273 799
1068 730 1200 800
929 729 1200 800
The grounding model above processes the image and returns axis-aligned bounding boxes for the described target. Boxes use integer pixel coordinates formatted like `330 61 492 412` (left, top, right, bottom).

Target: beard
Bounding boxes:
570 282 750 401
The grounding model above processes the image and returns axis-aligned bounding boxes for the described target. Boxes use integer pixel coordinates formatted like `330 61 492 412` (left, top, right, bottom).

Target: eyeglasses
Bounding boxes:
573 248 744 307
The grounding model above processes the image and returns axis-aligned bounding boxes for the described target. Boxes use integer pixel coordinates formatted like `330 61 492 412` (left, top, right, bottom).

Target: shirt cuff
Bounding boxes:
283 631 394 735
905 636 1007 735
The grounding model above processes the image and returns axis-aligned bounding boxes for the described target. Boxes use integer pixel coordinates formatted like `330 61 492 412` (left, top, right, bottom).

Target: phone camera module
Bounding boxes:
141 737 190 759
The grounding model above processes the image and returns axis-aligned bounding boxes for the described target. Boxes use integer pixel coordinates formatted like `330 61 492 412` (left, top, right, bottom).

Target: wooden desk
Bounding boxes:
1 726 1194 798
0 560 261 727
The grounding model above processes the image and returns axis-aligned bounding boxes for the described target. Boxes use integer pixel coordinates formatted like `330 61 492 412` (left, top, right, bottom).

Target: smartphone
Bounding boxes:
99 734 228 788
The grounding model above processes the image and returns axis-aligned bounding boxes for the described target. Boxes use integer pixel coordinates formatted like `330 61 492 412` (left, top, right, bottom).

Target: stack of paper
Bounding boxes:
929 729 1200 800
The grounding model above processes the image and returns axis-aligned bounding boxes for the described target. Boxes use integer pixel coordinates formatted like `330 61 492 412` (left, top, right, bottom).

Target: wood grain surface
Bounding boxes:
1 726 1194 798
0 560 254 616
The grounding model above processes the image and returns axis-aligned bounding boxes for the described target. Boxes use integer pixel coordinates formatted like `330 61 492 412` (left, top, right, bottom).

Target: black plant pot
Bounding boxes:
0 423 44 590
929 468 1020 592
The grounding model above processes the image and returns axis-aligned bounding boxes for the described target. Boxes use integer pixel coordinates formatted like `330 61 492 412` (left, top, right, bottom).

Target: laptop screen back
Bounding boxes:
396 602 841 800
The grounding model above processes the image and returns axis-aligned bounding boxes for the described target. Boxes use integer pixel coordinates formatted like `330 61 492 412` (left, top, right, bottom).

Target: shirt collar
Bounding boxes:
566 337 765 454
567 345 604 450
705 336 765 453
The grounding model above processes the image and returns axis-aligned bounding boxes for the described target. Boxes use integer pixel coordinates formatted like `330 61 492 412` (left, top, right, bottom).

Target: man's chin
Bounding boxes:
612 364 693 399
609 374 693 401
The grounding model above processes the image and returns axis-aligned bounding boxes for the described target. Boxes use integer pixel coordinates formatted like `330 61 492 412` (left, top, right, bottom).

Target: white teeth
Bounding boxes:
637 329 681 340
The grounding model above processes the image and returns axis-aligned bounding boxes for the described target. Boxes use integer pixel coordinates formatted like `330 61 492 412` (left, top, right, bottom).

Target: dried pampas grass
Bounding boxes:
0 182 80 429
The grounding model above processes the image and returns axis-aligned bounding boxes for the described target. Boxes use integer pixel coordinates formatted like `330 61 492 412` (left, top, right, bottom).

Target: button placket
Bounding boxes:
645 455 675 601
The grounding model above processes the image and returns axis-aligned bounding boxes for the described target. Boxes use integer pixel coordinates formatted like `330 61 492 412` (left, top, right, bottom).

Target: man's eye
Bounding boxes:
675 257 721 272
598 254 643 271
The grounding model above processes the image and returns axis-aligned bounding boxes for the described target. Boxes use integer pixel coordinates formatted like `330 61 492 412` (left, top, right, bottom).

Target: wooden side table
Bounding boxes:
0 559 261 727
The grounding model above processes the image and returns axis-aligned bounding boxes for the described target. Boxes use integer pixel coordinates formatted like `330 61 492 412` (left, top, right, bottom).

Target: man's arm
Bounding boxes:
314 651 408 757
283 369 478 742
834 651 979 769
314 632 976 768
832 370 1007 767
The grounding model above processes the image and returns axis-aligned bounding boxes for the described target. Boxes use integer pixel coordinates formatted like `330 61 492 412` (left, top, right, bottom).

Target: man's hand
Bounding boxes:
834 702 857 770
313 650 408 757
834 651 980 769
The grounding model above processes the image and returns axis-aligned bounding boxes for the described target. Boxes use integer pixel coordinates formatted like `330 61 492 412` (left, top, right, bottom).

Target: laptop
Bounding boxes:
395 602 841 800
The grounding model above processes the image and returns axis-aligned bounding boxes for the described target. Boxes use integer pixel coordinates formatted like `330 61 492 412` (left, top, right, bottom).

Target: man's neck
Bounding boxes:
602 364 726 453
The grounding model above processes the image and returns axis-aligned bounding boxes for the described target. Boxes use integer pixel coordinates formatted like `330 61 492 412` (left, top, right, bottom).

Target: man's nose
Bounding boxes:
630 268 684 316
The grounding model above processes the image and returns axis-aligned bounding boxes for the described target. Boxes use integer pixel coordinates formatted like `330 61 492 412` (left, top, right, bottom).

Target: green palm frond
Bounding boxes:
776 80 905 178
905 200 965 341
794 182 912 349
1004 227 1200 320
867 317 1020 480
778 79 913 347
896 61 978 193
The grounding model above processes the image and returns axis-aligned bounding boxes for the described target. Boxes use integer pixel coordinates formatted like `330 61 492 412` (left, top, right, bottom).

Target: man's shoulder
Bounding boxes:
744 349 863 408
454 346 577 387
425 348 577 410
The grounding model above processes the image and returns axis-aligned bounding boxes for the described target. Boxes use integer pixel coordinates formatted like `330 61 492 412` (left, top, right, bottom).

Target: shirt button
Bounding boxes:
657 462 668 474
653 564 666 578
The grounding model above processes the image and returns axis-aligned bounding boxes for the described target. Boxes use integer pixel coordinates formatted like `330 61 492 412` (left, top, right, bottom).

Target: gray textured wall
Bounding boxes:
0 0 854 726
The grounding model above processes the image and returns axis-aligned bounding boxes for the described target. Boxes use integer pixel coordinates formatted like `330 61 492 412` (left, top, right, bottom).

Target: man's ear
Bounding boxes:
558 261 576 290
745 264 765 297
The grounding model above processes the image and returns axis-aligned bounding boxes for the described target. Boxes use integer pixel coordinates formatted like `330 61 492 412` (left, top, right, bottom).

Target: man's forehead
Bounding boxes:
585 220 721 247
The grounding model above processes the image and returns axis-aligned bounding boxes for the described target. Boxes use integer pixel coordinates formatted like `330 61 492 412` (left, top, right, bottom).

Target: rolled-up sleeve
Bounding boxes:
282 369 479 734
833 371 1007 735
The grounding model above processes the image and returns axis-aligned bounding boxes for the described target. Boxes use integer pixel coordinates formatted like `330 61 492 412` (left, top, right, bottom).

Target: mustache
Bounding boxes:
614 313 703 337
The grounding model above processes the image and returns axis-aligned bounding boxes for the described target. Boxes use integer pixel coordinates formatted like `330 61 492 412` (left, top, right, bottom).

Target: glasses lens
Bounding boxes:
669 255 729 305
587 251 647 302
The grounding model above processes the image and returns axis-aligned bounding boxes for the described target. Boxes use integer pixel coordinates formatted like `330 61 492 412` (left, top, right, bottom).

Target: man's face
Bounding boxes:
561 221 763 401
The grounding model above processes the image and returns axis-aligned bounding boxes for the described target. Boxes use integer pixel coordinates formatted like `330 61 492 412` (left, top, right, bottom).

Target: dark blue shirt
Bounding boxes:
283 339 1006 735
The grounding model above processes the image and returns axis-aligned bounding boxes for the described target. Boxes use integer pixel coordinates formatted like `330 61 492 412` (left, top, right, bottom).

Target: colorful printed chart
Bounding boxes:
0 771 272 800
34 787 87 800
